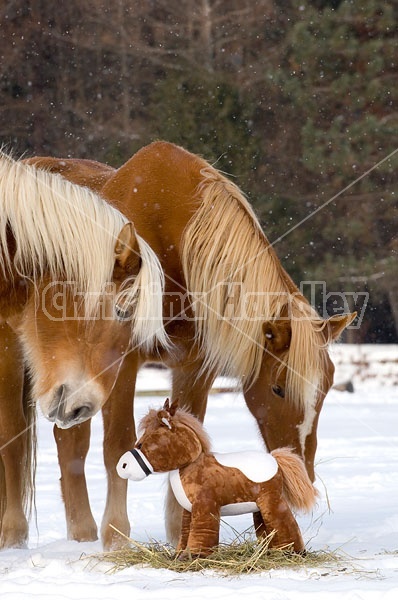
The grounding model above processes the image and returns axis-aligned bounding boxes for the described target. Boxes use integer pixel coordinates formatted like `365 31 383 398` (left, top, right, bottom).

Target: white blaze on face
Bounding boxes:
297 374 320 456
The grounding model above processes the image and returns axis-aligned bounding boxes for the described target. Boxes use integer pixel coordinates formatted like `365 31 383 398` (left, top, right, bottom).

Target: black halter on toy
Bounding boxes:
130 448 152 477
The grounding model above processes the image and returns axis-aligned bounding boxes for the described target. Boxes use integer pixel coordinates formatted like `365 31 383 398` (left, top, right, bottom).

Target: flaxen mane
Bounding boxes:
0 150 167 350
181 166 330 410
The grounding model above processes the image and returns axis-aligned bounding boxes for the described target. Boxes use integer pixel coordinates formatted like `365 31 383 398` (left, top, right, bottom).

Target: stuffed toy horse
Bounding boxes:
117 398 317 558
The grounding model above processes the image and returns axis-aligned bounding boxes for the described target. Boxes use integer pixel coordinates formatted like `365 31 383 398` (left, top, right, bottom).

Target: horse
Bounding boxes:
117 398 318 557
1 141 355 550
0 150 168 548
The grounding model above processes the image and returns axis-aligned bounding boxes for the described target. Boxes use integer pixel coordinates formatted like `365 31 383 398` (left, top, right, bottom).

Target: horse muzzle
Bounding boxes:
116 449 154 481
45 383 98 429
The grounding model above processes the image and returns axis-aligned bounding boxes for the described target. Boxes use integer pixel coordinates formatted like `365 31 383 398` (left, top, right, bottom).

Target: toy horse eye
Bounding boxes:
272 385 285 398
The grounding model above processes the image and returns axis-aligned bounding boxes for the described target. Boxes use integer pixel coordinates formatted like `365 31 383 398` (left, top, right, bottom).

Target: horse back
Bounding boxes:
101 141 207 260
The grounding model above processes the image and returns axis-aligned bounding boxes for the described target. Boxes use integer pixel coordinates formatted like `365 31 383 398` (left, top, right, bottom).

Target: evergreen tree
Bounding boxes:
257 0 398 340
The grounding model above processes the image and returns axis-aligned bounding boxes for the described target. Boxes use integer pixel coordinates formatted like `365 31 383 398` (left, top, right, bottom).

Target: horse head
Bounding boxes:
13 222 165 429
245 310 356 481
117 398 207 479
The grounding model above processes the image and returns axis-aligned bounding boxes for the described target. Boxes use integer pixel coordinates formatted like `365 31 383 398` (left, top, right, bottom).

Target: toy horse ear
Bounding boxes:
162 397 178 416
326 312 357 341
263 319 292 353
114 222 141 273
160 398 178 429
168 398 179 416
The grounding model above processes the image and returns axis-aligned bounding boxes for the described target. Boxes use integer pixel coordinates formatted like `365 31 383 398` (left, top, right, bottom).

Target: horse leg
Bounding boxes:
53 420 98 542
256 477 304 553
100 352 138 550
165 362 216 545
0 324 30 548
170 362 216 420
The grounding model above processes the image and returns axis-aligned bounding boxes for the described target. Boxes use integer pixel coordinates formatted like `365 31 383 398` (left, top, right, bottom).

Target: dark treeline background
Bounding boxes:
1 0 397 342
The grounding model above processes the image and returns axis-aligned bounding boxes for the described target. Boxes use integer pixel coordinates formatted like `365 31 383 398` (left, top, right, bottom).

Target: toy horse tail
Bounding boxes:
271 448 318 513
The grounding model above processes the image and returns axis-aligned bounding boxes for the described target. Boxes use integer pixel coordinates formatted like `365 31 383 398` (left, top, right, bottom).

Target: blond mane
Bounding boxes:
181 166 329 410
0 150 168 350
116 233 170 352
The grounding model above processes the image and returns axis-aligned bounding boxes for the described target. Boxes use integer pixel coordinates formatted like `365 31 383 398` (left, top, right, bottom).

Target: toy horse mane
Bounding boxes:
139 400 211 454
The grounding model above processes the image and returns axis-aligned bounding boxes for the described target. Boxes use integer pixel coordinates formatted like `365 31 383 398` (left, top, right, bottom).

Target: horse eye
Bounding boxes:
135 442 142 450
272 385 285 398
114 304 132 321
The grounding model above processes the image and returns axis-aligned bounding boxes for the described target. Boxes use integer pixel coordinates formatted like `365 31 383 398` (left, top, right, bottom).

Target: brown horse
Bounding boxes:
1 141 355 550
117 398 317 557
0 150 168 548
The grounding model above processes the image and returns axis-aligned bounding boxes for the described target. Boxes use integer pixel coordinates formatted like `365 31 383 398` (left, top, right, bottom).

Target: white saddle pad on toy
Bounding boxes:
169 450 278 516
214 450 278 483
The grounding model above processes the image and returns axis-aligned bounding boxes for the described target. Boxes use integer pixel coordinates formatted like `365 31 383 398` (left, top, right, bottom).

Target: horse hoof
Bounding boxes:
0 532 28 550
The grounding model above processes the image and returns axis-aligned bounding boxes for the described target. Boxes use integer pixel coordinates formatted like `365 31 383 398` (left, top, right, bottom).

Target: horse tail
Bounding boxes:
22 371 37 523
271 448 318 513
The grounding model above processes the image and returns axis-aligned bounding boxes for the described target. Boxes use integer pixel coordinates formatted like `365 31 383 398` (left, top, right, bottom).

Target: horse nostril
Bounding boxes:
70 404 93 424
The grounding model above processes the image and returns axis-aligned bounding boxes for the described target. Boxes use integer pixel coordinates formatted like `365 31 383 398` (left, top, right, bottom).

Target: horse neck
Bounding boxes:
101 142 203 278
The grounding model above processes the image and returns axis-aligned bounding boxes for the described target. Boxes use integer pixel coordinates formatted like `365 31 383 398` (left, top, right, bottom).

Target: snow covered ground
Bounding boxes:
1 344 397 599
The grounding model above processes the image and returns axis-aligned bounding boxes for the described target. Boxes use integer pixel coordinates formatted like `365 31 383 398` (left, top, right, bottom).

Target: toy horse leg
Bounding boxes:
100 351 139 550
182 501 221 558
176 508 192 553
253 511 268 538
54 420 97 542
165 362 216 545
0 324 30 548
256 476 304 553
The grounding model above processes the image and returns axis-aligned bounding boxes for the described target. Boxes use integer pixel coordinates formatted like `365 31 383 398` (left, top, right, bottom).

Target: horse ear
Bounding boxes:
326 312 357 341
114 222 140 271
263 319 292 353
163 398 171 412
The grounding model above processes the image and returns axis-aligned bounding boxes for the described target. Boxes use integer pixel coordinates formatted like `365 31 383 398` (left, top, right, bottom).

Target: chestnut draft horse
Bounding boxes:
117 398 318 557
2 141 355 550
0 150 168 548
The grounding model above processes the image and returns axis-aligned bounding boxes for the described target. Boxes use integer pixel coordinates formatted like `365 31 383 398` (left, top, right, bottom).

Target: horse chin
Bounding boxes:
37 379 105 429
